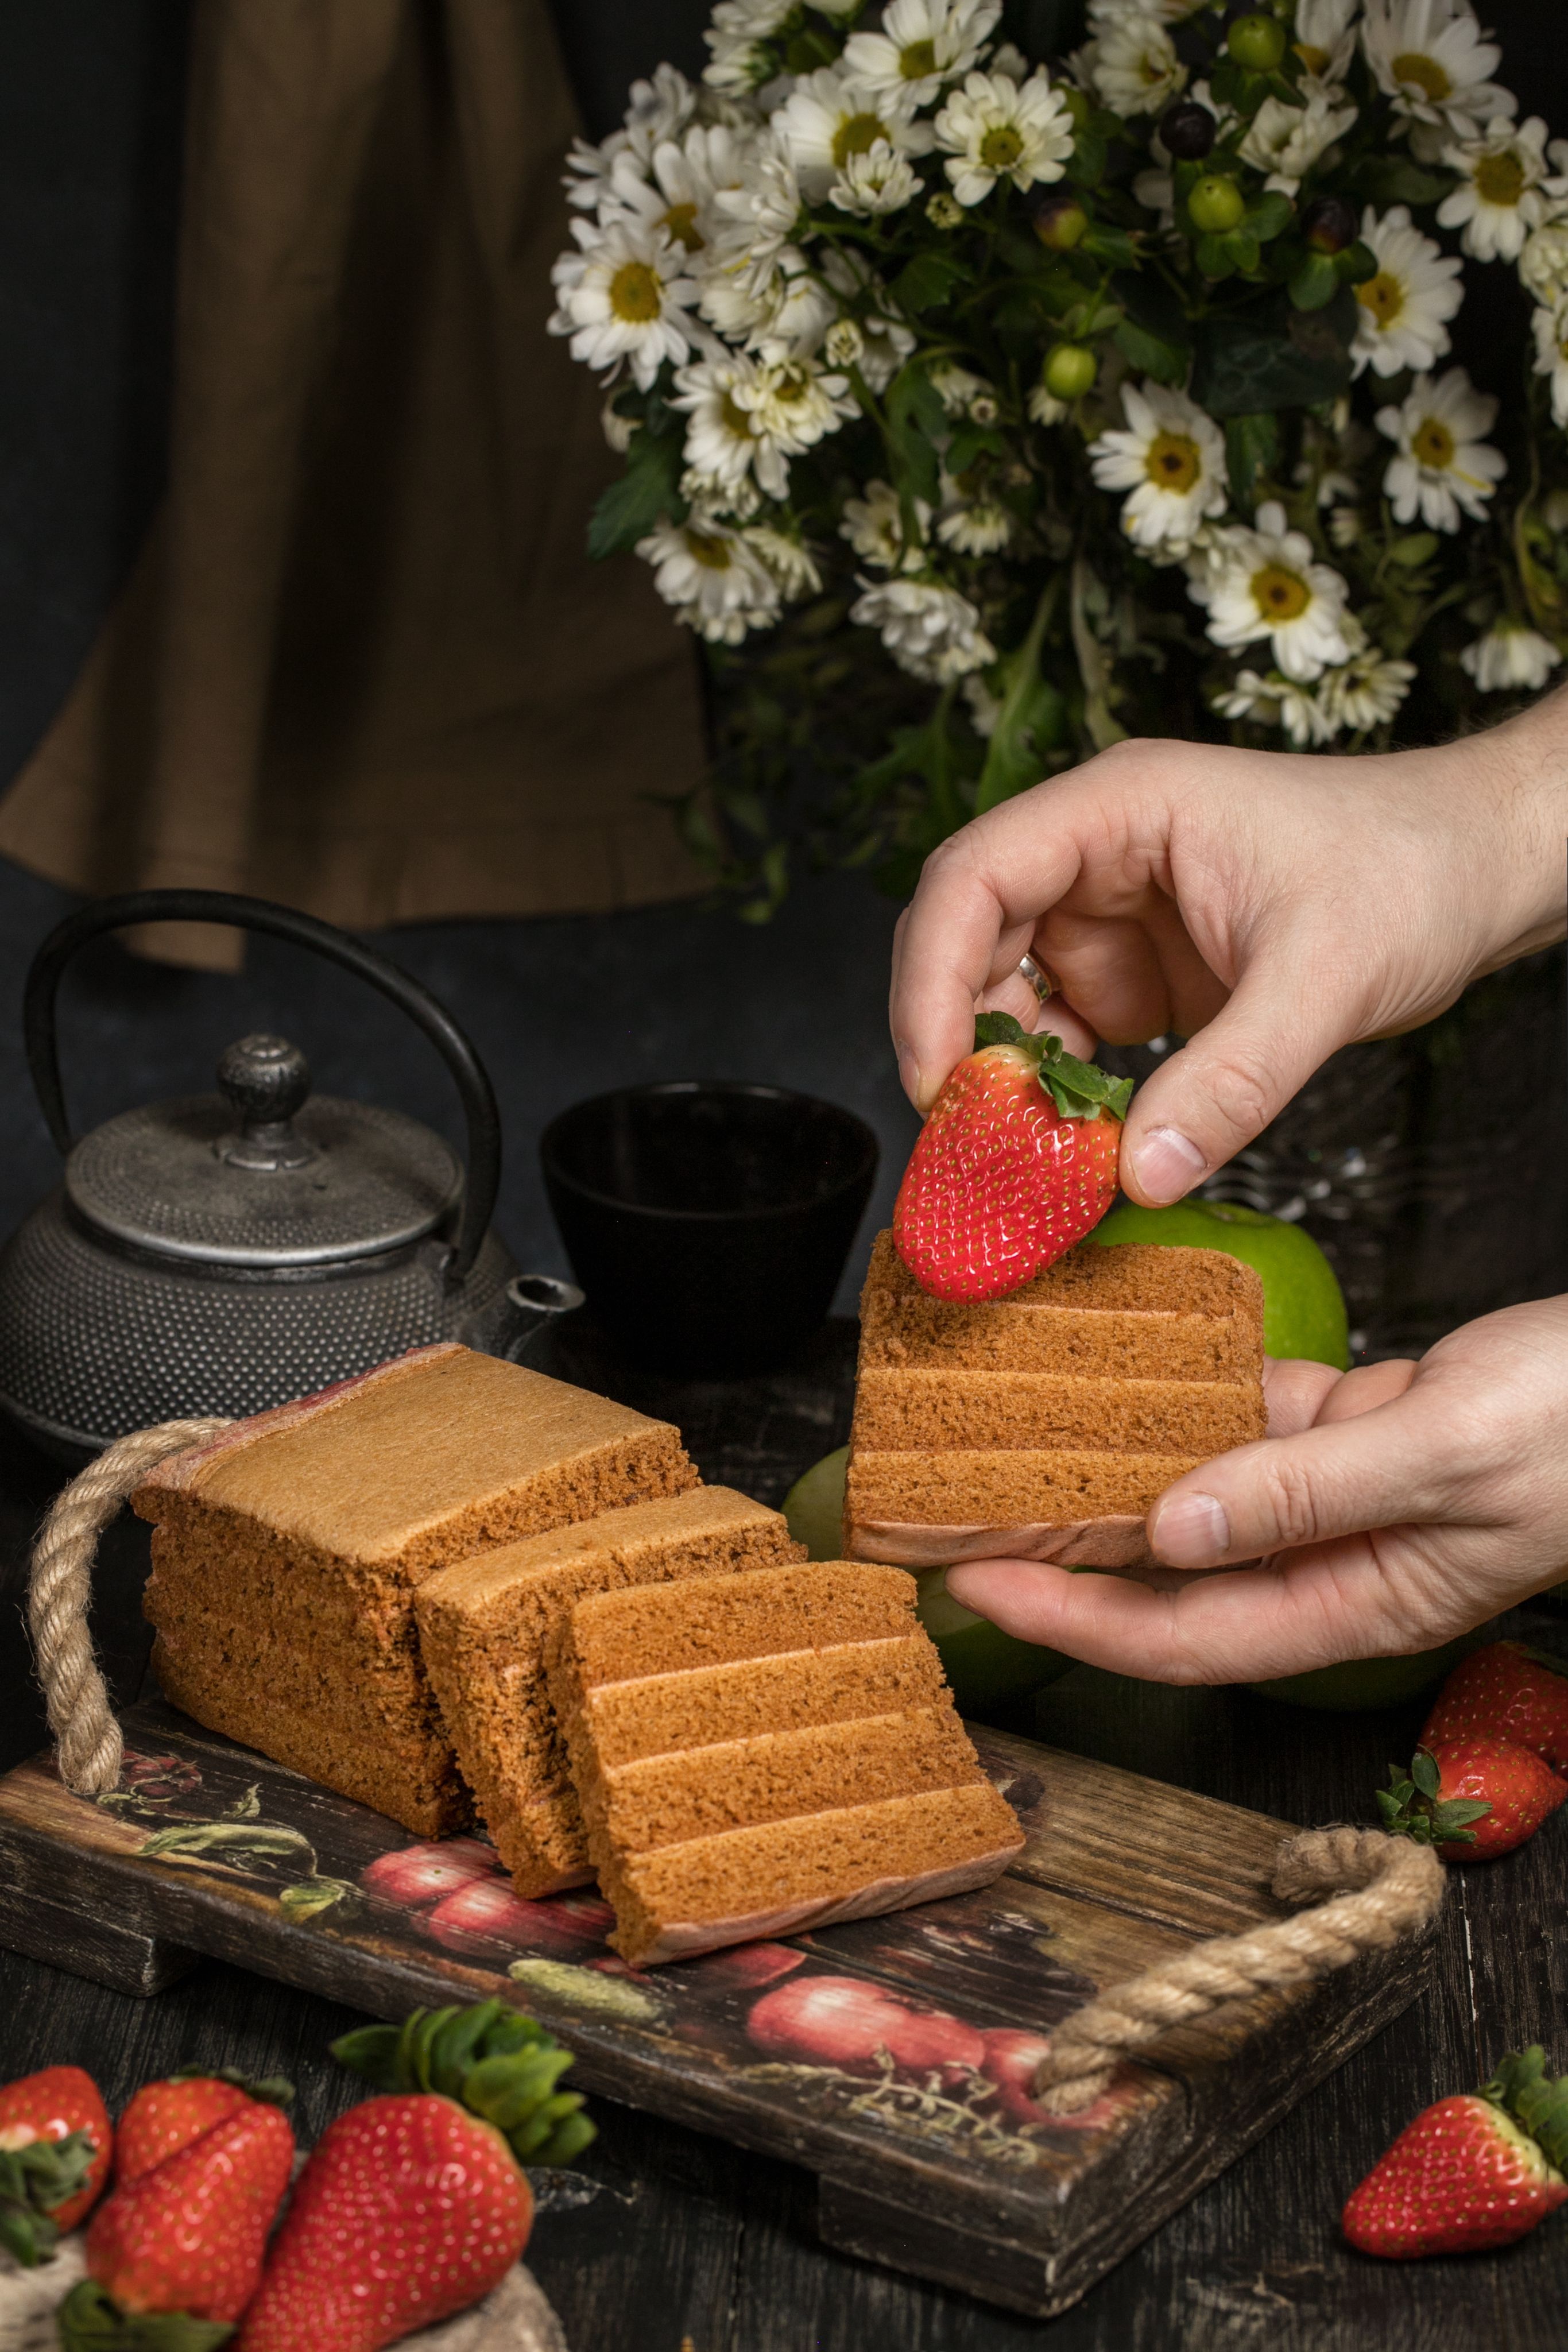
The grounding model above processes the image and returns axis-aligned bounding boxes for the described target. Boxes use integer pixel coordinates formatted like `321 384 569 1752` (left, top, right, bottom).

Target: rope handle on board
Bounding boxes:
1032 1825 1446 2114
26 1418 234 1796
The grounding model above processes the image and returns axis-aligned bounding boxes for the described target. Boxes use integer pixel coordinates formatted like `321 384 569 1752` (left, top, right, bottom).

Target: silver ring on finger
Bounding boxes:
1018 952 1060 1004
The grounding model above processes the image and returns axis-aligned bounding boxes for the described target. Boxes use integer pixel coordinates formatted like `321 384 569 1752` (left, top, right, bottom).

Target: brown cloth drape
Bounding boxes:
0 0 706 970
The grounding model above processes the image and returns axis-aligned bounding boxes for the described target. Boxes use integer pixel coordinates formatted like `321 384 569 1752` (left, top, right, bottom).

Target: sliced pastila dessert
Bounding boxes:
416 1486 803 1895
545 1559 1024 1964
844 1231 1265 1568
134 1343 696 1834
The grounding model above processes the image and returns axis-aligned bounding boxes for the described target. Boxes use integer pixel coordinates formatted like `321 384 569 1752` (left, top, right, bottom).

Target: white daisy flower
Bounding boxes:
1318 640 1418 732
1376 367 1505 531
1350 204 1464 377
1028 380 1070 425
638 515 783 641
1294 0 1358 93
819 249 919 388
850 577 997 680
1238 91 1358 196
680 466 762 521
1532 297 1568 428
841 478 932 573
1439 115 1552 261
962 671 1004 736
1196 502 1353 682
936 477 1015 555
1361 0 1515 145
1520 219 1568 306
842 0 1004 110
548 219 699 390
928 359 990 414
705 132 802 296
601 125 750 260
671 353 790 499
860 310 920 390
824 318 865 368
745 527 823 600
1459 618 1564 692
1213 667 1329 746
1088 382 1228 552
601 396 638 453
1087 12 1187 120
830 139 922 215
703 0 792 93
702 246 837 362
733 355 859 457
933 69 1076 205
565 66 698 213
773 69 931 206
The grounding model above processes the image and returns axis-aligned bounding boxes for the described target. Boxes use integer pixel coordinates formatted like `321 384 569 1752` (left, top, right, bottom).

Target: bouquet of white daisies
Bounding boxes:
551 1 1568 907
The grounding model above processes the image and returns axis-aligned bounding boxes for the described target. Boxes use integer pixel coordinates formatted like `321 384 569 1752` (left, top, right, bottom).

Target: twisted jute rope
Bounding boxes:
27 1418 234 1796
1032 1825 1445 2115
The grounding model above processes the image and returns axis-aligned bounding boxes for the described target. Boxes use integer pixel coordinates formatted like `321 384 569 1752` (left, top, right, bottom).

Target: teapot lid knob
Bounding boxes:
216 1035 315 1170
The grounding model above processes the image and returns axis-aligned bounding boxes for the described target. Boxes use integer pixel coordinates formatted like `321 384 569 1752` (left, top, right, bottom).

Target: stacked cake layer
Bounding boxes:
135 1344 696 1834
845 1233 1267 1567
546 1560 1025 1964
416 1487 803 1895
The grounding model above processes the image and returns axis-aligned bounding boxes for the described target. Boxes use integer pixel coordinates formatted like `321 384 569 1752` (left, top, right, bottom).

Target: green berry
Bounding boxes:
1188 173 1246 233
1226 11 1287 69
1044 343 1098 400
1030 192 1089 250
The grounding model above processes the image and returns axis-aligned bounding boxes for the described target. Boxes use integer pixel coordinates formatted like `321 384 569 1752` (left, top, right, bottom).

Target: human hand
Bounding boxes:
889 702 1566 1205
944 1296 1568 1683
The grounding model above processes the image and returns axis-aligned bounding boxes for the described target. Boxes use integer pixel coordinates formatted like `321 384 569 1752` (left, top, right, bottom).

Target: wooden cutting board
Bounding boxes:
0 1701 1429 2319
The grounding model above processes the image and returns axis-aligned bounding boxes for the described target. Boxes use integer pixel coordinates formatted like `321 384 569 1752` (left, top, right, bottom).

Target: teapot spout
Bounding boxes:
469 1271 585 1368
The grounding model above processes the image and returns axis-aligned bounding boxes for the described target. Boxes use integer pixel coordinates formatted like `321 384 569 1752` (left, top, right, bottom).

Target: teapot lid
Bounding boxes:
64 1034 463 1268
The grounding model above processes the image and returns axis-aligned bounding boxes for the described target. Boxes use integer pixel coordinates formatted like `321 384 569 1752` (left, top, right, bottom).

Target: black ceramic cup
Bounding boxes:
540 1081 879 1376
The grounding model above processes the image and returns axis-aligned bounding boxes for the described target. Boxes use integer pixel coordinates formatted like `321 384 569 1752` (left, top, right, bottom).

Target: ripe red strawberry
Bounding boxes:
0 2065 113 2262
1344 2045 1568 2257
237 2094 531 2351
1378 1740 1567 1859
116 2068 295 2185
1421 1641 1568 1774
58 2100 295 2344
894 1015 1132 1303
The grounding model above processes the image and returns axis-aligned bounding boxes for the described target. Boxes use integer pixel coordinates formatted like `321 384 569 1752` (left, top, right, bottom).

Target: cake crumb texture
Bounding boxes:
547 1560 1024 1964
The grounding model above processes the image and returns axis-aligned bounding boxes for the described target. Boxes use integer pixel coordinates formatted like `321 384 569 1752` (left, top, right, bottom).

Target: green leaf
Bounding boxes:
1337 239 1377 285
1067 128 1107 187
891 249 967 315
975 578 1066 814
1191 288 1356 415
586 427 684 561
328 2022 404 2091
1225 412 1279 514
944 422 1006 476
1079 222 1137 266
1245 191 1294 245
1348 155 1456 209
974 1011 1028 1049
1114 318 1188 385
1194 232 1238 281
885 362 948 508
1411 1748 1441 1800
1288 252 1341 312
1038 1040 1134 1121
1387 532 1440 568
57 2281 235 2352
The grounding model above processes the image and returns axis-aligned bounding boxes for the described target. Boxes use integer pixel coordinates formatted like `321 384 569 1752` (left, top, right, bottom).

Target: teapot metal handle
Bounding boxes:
23 888 501 1289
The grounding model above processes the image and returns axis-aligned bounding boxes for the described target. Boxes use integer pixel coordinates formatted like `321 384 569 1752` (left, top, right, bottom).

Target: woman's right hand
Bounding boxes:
888 693 1567 1204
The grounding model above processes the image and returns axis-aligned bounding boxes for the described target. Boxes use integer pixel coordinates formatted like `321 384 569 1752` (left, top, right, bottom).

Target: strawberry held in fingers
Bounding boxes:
59 2099 295 2347
0 2064 112 2263
1378 1740 1567 1860
895 1015 1133 1303
1420 1641 1568 1775
1344 2047 1568 2258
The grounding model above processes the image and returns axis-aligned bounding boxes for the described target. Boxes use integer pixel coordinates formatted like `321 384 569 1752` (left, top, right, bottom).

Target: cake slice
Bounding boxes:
845 1232 1265 1567
134 1344 696 1833
546 1560 1025 1964
415 1487 804 1895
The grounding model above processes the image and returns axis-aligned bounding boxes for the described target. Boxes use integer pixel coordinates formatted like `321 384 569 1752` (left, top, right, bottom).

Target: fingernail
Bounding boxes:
1129 1126 1207 1205
1151 1491 1230 1567
895 1045 923 1106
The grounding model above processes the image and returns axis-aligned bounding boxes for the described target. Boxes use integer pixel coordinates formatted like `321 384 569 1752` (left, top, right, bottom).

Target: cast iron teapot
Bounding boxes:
0 888 580 1460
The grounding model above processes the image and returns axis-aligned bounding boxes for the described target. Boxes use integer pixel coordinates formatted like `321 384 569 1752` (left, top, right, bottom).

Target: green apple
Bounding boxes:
1091 1197 1351 1369
781 1446 1075 1719
1249 1641 1470 1712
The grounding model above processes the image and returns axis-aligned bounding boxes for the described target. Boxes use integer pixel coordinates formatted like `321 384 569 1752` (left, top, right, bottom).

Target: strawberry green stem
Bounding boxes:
330 1999 595 2169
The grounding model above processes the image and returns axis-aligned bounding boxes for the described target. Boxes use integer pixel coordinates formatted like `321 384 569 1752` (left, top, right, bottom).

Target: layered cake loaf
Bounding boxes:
135 1344 696 1835
845 1232 1265 1568
416 1487 804 1895
545 1559 1025 1964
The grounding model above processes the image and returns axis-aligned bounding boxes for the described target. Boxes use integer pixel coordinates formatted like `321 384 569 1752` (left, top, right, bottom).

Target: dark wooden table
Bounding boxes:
2 1318 1565 2350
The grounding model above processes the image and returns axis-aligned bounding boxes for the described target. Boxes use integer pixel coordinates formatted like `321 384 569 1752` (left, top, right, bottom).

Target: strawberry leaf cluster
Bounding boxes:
0 2127 100 2267
331 1998 596 2168
972 1010 1133 1119
1376 1744 1492 1846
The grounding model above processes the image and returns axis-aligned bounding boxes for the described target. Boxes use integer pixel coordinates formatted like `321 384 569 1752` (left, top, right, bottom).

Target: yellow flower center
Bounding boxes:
1474 149 1526 207
1412 415 1455 470
1145 430 1201 493
1295 41 1329 73
980 122 1025 172
685 530 733 571
609 261 663 323
721 392 754 439
1357 270 1406 326
900 38 938 79
1250 564 1311 622
771 368 808 406
833 110 889 165
660 201 703 252
1389 50 1451 103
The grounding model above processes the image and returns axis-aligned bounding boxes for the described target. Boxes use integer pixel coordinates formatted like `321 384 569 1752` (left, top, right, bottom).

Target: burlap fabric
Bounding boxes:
0 0 704 970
